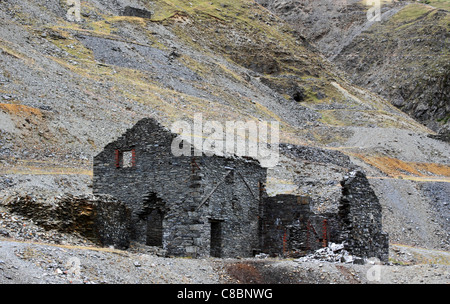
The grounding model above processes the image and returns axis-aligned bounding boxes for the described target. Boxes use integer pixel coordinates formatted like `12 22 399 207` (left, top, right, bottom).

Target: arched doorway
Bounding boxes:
138 192 166 247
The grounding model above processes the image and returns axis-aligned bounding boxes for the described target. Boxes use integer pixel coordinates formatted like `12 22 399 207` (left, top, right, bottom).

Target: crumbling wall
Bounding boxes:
94 197 132 249
93 119 388 260
262 195 312 256
5 194 132 249
261 194 337 257
121 6 152 18
260 175 389 260
267 144 389 261
338 171 389 261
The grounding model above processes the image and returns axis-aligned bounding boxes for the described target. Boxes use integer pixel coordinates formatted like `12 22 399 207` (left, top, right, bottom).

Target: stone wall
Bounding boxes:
93 118 388 260
121 6 152 18
260 177 389 260
269 144 389 261
262 195 318 256
93 118 266 258
338 171 389 261
6 194 132 249
261 194 345 257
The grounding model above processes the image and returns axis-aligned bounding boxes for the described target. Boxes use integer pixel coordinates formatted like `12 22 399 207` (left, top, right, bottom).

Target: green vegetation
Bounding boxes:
420 0 450 11
390 3 434 23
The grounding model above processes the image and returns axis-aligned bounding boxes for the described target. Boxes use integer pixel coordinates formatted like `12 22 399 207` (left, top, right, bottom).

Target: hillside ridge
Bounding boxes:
0 0 449 283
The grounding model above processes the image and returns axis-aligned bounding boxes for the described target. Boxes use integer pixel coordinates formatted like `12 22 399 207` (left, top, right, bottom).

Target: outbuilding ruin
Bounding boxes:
93 118 389 261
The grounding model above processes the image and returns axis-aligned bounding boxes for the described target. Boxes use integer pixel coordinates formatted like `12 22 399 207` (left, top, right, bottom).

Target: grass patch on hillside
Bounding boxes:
420 0 450 11
0 158 92 176
156 0 315 73
48 32 95 62
353 154 450 178
391 3 434 23
0 39 35 66
151 0 249 22
1 166 93 176
0 104 42 117
340 2 449 129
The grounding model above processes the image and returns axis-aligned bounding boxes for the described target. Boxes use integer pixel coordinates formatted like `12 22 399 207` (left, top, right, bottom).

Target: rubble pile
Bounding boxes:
295 243 365 264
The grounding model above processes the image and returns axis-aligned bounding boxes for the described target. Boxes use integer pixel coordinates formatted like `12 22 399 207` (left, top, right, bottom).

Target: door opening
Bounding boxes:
210 221 222 258
140 193 166 247
146 209 163 246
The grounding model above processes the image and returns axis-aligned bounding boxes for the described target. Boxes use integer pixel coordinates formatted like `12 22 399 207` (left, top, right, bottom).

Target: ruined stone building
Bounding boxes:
93 118 388 261
94 118 267 258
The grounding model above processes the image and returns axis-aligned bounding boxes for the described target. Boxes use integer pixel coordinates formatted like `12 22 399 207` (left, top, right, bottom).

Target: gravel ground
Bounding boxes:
0 239 225 284
1 207 449 285
1 238 449 285
0 0 449 287
343 127 450 165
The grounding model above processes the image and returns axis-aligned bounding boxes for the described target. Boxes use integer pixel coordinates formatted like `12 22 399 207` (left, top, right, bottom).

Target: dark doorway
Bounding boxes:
139 193 166 247
146 209 164 246
210 221 223 258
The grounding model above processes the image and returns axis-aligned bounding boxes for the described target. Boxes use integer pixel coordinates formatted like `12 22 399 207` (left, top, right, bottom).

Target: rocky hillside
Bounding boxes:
0 0 433 161
0 0 449 283
256 0 409 58
257 0 449 136
334 3 450 136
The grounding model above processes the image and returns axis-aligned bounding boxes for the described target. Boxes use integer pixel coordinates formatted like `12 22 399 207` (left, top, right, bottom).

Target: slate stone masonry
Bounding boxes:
337 171 389 261
261 194 330 257
93 118 266 258
93 118 389 261
6 194 132 249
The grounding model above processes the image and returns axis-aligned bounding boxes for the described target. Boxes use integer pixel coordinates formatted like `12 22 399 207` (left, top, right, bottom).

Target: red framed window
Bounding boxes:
114 149 136 168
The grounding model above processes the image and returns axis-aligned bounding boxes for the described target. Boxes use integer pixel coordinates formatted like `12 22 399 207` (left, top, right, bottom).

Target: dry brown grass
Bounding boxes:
226 262 264 284
0 103 42 117
354 154 450 178
1 166 93 176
